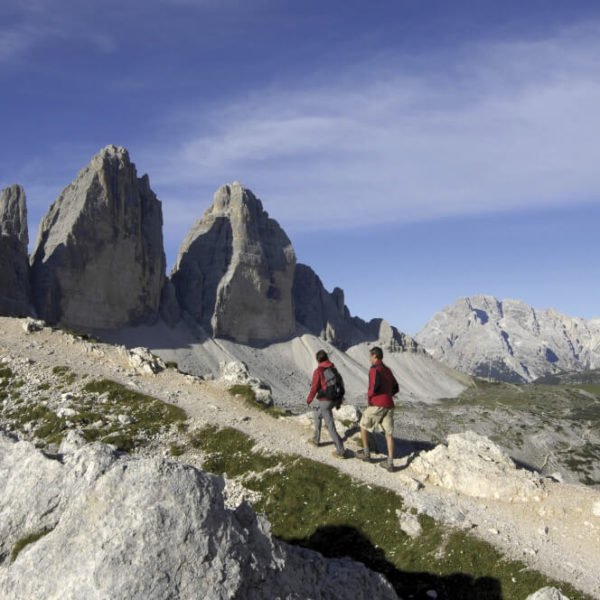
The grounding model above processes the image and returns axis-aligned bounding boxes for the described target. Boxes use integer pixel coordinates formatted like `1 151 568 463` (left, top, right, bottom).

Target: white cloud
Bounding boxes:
147 23 600 232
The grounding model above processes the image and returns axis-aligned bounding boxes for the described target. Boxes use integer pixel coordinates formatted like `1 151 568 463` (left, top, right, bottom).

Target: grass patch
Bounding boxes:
0 365 14 380
82 379 187 451
11 527 54 562
227 384 291 419
170 443 185 456
4 403 67 445
52 365 77 386
193 425 590 600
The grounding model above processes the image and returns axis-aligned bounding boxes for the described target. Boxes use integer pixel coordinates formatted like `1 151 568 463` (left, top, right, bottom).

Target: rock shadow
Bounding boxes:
287 524 503 600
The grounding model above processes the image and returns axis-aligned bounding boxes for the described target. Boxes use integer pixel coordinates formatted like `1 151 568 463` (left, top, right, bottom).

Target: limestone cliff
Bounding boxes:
30 146 165 329
172 183 296 344
0 185 31 317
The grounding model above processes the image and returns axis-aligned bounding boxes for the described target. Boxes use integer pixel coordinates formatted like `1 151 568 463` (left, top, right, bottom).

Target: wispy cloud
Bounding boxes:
0 1 117 66
148 23 600 232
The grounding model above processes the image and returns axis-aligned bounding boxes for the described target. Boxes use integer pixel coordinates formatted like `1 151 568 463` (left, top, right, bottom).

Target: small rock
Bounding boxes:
57 407 77 418
118 414 134 425
22 318 45 333
397 511 422 539
59 430 87 454
525 586 571 600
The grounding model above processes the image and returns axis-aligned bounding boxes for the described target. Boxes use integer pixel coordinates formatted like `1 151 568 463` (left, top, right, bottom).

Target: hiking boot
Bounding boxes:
332 449 350 459
379 461 394 473
307 438 320 447
355 449 371 463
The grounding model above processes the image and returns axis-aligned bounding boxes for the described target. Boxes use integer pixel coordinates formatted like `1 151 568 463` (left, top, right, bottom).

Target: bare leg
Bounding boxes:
385 434 394 463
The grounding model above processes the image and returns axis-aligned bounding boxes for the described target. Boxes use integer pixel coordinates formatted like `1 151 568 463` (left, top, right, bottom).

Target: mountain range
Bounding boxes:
416 295 600 383
0 145 467 404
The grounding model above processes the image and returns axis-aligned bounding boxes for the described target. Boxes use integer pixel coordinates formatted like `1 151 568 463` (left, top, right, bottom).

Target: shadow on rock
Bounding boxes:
287 525 503 600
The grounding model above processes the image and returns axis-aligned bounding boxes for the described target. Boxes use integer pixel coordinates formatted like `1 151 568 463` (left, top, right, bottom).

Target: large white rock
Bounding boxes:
416 295 600 382
172 183 296 344
409 431 546 502
30 145 165 330
0 434 397 600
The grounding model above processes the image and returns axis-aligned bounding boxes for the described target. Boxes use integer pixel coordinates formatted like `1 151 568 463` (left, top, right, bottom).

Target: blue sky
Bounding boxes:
1 0 599 334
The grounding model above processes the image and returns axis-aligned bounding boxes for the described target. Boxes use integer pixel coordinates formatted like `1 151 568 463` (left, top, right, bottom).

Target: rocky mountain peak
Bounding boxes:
416 295 600 382
30 146 165 329
0 184 28 246
0 185 31 316
172 183 296 344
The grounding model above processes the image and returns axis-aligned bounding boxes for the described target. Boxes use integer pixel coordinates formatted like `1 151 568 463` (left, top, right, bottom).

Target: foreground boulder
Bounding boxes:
172 183 296 344
0 435 396 599
409 431 546 502
30 146 165 329
0 185 30 317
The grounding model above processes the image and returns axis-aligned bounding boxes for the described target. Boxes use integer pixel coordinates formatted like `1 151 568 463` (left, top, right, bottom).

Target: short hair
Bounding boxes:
369 346 383 360
316 349 328 363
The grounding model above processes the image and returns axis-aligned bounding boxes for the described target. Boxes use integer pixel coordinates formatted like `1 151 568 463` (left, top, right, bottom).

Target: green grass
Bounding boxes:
11 528 54 562
52 365 77 386
191 425 589 600
227 384 291 419
82 379 187 451
4 403 67 445
0 365 14 380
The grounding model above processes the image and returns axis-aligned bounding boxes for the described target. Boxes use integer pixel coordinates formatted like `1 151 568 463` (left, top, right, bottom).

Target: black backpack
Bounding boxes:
320 366 345 409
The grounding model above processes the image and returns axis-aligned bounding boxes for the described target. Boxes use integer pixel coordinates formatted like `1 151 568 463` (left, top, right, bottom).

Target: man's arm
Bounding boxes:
306 369 321 404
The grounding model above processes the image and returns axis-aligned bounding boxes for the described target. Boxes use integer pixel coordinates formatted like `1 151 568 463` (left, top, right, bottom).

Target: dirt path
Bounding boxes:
1 317 599 598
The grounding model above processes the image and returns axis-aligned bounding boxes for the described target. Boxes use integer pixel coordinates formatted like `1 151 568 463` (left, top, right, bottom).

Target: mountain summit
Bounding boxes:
416 295 600 382
171 182 297 344
30 146 166 329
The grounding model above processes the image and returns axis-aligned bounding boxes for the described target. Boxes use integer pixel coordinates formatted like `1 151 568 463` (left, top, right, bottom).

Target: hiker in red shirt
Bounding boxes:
356 346 399 472
306 350 348 459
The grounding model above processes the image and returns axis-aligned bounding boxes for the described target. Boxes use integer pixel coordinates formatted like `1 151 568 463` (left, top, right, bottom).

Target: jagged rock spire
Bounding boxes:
0 184 31 316
30 145 165 329
172 182 296 344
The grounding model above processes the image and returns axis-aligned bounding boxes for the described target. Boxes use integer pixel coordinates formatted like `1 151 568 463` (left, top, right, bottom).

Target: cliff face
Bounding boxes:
30 146 165 329
0 185 31 317
172 183 296 344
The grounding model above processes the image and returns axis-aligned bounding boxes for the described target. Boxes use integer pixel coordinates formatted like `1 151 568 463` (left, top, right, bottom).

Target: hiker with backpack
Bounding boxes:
306 349 349 459
356 346 399 472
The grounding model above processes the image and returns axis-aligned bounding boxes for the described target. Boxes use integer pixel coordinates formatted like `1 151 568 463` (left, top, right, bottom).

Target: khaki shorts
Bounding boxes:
360 406 394 435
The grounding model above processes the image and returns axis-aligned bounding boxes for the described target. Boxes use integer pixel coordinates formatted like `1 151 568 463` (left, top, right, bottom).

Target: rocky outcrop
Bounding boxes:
0 435 397 599
0 184 28 245
416 295 600 382
218 360 273 406
30 146 165 330
294 263 420 353
0 185 31 317
172 183 296 344
409 431 546 502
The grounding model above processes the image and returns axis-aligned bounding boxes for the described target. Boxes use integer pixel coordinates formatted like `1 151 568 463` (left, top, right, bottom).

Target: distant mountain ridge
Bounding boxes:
416 295 600 383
